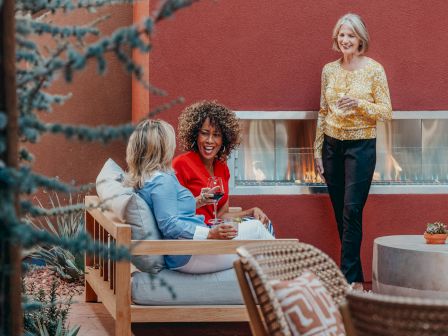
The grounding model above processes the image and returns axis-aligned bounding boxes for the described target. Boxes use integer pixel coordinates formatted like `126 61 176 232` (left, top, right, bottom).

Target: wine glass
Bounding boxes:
206 176 225 226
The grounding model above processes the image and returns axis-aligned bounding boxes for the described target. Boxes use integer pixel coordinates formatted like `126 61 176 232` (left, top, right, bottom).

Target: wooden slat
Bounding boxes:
85 268 116 319
110 239 115 291
88 208 129 240
84 208 97 302
131 305 250 323
130 239 298 255
103 232 109 281
85 212 95 267
100 226 104 277
94 219 99 269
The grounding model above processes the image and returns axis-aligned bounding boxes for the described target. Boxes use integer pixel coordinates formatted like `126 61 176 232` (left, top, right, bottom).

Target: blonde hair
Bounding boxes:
125 119 176 189
332 13 370 54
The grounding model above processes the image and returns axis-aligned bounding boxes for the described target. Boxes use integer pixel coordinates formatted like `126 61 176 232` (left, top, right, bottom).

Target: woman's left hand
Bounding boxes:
337 96 359 111
207 224 237 240
251 207 269 225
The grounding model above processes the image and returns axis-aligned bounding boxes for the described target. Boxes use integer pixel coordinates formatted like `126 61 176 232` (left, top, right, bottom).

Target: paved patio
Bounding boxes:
68 294 251 336
68 282 372 335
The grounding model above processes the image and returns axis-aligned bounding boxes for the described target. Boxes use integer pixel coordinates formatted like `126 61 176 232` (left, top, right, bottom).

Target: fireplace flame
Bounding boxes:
294 154 324 184
294 152 403 184
389 155 403 181
374 154 403 181
252 161 266 181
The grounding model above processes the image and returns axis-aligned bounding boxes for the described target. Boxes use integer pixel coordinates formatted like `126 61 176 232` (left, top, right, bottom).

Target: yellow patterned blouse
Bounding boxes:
314 57 392 158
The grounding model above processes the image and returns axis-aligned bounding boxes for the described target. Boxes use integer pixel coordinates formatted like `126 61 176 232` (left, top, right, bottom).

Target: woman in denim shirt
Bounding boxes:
125 119 274 274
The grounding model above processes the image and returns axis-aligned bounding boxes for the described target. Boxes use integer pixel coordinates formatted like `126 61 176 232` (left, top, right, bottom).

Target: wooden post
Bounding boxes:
233 261 268 336
115 225 132 336
132 0 150 122
0 0 22 334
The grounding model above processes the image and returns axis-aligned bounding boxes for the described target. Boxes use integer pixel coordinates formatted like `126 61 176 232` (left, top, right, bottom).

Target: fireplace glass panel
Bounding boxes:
237 119 318 184
232 117 448 192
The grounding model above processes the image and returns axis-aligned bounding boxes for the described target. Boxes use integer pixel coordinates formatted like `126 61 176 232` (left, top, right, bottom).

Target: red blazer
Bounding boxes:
173 151 230 224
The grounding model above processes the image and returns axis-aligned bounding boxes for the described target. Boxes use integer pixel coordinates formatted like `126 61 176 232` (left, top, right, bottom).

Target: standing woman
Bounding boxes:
314 13 392 285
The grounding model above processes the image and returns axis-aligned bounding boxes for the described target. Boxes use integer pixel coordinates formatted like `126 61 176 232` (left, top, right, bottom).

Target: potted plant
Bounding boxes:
423 222 447 244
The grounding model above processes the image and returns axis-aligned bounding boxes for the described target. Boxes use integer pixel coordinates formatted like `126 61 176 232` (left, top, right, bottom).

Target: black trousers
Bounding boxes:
322 134 376 283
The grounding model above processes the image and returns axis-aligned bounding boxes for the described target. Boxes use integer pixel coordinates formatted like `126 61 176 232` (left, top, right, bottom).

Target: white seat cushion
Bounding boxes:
132 269 243 305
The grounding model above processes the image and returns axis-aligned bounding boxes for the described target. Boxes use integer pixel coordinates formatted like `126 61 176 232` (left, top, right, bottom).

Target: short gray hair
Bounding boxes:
332 13 370 54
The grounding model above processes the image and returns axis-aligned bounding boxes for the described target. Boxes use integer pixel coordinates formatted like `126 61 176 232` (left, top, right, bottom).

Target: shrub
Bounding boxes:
25 193 85 282
23 276 80 336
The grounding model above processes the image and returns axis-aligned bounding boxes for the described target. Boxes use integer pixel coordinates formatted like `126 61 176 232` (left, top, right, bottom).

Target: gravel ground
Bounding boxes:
23 267 85 298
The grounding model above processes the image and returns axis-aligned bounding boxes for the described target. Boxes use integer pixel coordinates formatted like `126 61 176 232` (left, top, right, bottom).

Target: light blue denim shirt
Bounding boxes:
137 171 207 269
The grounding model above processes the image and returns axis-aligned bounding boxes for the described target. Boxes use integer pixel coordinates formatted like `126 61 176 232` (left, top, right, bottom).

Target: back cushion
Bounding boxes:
269 271 345 336
96 159 164 274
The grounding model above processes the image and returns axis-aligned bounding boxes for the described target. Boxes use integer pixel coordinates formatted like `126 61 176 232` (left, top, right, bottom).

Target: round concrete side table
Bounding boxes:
373 235 448 299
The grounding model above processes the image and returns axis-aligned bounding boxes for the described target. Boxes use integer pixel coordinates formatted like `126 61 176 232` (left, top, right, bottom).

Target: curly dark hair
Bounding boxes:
178 100 241 161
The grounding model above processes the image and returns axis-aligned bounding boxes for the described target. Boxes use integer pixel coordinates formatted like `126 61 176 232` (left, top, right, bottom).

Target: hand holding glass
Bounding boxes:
209 221 238 239
206 176 225 225
224 218 239 237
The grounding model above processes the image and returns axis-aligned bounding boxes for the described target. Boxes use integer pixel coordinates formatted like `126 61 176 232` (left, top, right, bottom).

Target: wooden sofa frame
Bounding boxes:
84 195 297 335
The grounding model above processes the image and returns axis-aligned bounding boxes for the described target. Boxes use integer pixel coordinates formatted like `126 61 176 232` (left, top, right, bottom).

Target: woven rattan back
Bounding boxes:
235 241 349 336
347 291 448 336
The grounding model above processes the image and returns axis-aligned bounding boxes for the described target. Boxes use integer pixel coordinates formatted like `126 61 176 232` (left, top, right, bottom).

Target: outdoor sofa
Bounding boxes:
84 159 297 335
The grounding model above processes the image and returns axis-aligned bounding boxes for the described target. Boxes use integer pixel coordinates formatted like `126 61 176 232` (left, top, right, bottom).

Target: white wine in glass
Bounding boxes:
334 74 348 115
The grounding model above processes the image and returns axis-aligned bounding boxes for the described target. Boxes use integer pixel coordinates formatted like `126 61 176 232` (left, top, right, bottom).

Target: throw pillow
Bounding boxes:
269 271 345 336
96 158 164 274
96 158 132 223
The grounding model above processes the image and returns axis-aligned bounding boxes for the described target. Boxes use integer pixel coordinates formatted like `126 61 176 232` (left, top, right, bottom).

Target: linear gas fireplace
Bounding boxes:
228 111 448 195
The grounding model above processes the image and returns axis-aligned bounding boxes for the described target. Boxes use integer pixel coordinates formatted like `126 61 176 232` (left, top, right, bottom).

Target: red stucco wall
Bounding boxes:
231 194 448 281
143 0 448 281
147 0 448 115
32 6 133 184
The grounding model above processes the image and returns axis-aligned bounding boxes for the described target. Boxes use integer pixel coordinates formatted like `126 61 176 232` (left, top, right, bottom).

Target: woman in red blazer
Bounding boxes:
173 101 273 234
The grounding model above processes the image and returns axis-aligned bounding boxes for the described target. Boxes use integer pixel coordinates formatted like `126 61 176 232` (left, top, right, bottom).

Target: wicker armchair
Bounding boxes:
233 241 351 336
346 291 448 336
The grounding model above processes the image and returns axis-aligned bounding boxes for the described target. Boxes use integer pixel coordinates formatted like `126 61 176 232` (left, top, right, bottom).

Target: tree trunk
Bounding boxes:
0 0 22 334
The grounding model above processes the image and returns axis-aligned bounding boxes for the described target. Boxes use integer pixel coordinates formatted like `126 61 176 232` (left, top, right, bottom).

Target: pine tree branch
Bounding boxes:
20 200 92 217
17 0 202 88
20 115 135 143
17 41 68 88
152 0 200 22
0 166 93 194
19 148 34 162
14 224 130 261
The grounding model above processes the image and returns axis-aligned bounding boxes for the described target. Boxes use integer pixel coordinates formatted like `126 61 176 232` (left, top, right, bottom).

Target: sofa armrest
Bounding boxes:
130 239 297 255
86 195 298 256
85 195 131 241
